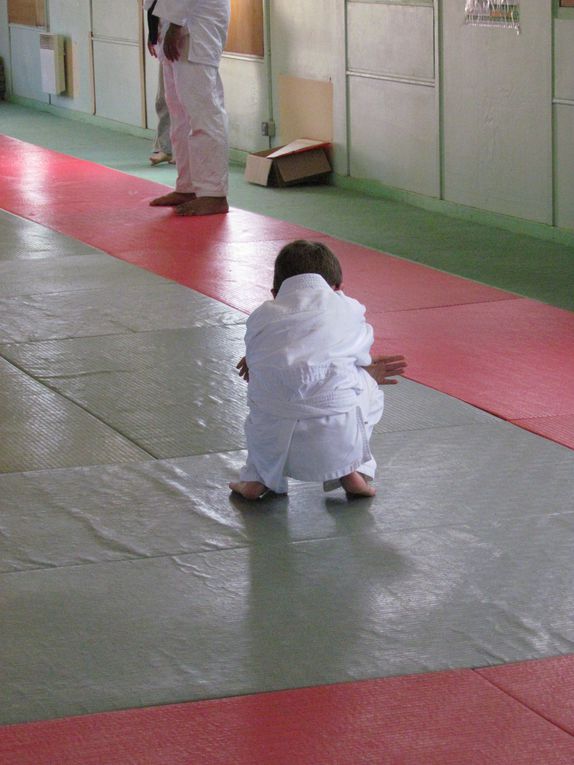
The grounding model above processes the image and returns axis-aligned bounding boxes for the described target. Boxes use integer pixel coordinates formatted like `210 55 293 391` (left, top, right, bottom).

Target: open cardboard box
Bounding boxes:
245 138 332 187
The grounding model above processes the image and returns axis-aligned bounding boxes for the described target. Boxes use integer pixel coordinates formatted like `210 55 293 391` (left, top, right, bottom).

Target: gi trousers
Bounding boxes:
240 370 384 494
162 56 229 197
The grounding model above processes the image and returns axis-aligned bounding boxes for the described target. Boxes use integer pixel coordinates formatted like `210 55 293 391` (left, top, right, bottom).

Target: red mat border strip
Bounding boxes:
1 659 574 765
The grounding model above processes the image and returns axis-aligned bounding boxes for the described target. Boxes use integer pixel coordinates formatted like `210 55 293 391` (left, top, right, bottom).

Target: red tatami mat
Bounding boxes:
370 298 574 422
1 135 573 448
478 656 574 738
2 668 574 765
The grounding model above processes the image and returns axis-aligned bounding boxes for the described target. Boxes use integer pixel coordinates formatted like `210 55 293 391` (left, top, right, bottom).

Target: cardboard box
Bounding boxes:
245 139 332 187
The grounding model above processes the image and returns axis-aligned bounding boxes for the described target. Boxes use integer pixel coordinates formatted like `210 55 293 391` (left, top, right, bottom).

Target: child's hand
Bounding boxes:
236 356 249 382
366 354 407 385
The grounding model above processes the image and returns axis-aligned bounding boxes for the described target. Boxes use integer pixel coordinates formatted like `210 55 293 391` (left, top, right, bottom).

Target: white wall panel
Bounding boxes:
442 0 552 223
347 3 434 81
0 0 11 94
555 19 574 101
554 17 574 230
93 40 142 125
555 105 574 231
48 0 93 113
270 0 336 81
221 57 269 152
9 25 49 103
349 76 439 197
92 0 140 43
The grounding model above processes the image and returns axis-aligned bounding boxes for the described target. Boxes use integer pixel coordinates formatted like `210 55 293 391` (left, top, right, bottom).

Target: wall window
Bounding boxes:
225 0 264 58
560 0 574 7
8 0 46 26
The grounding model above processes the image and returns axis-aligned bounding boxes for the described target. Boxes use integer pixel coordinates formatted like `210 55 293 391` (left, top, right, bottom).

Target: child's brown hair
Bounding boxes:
272 240 343 295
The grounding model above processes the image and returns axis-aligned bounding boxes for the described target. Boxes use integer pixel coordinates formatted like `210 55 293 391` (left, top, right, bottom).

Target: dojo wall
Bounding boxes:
1 0 573 232
555 10 574 230
442 0 552 224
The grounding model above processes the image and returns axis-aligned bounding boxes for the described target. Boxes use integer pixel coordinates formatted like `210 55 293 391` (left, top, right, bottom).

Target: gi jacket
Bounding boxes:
243 273 384 490
153 0 230 66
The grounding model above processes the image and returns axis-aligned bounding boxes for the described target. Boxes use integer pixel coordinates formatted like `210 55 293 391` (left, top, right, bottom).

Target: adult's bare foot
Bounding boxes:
340 472 376 497
150 191 196 207
175 197 229 216
229 481 269 500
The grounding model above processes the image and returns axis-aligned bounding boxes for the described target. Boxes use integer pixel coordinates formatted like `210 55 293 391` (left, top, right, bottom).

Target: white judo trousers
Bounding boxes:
153 0 230 197
239 274 385 494
161 57 228 197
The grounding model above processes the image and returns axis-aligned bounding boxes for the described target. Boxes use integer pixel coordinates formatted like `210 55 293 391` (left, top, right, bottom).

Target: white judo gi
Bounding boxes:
151 0 230 197
239 274 385 494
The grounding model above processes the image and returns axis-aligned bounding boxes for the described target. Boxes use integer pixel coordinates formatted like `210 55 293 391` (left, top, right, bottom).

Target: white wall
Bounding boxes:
8 25 49 103
347 1 438 197
442 0 553 224
91 0 143 125
48 0 93 113
0 0 11 94
221 56 269 153
554 17 574 231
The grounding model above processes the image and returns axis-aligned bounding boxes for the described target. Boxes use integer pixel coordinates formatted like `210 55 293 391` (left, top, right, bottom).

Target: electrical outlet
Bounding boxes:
261 120 276 137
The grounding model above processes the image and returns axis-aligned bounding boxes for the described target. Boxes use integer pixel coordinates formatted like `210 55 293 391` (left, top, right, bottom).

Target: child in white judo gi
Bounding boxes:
229 240 406 500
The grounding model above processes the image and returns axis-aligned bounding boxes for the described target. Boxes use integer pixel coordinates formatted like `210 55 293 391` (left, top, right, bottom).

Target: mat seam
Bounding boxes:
0 351 156 460
472 669 574 741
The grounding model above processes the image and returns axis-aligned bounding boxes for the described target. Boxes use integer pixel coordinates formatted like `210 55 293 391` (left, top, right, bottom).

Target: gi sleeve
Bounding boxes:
339 293 374 367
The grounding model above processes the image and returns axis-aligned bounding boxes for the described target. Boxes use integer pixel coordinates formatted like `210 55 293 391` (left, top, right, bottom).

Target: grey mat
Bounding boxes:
0 253 161 298
2 420 574 724
0 454 248 574
2 420 572 573
0 339 491 461
0 282 245 343
1 327 250 458
2 512 573 726
377 378 493 432
0 210 101 262
2 209 573 728
0 357 149 472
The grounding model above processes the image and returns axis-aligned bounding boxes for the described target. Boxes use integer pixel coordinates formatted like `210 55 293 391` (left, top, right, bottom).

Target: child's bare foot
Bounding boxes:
340 472 376 497
150 191 196 207
229 481 270 500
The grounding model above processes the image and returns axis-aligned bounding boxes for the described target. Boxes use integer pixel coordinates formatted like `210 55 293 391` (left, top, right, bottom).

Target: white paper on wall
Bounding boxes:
464 0 520 32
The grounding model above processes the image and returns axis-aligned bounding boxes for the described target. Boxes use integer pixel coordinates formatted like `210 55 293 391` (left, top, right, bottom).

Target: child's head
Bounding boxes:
272 240 343 296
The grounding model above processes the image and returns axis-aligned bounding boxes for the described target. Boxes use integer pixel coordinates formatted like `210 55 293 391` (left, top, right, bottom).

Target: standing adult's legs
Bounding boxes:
150 63 173 163
172 62 229 216
149 58 197 207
